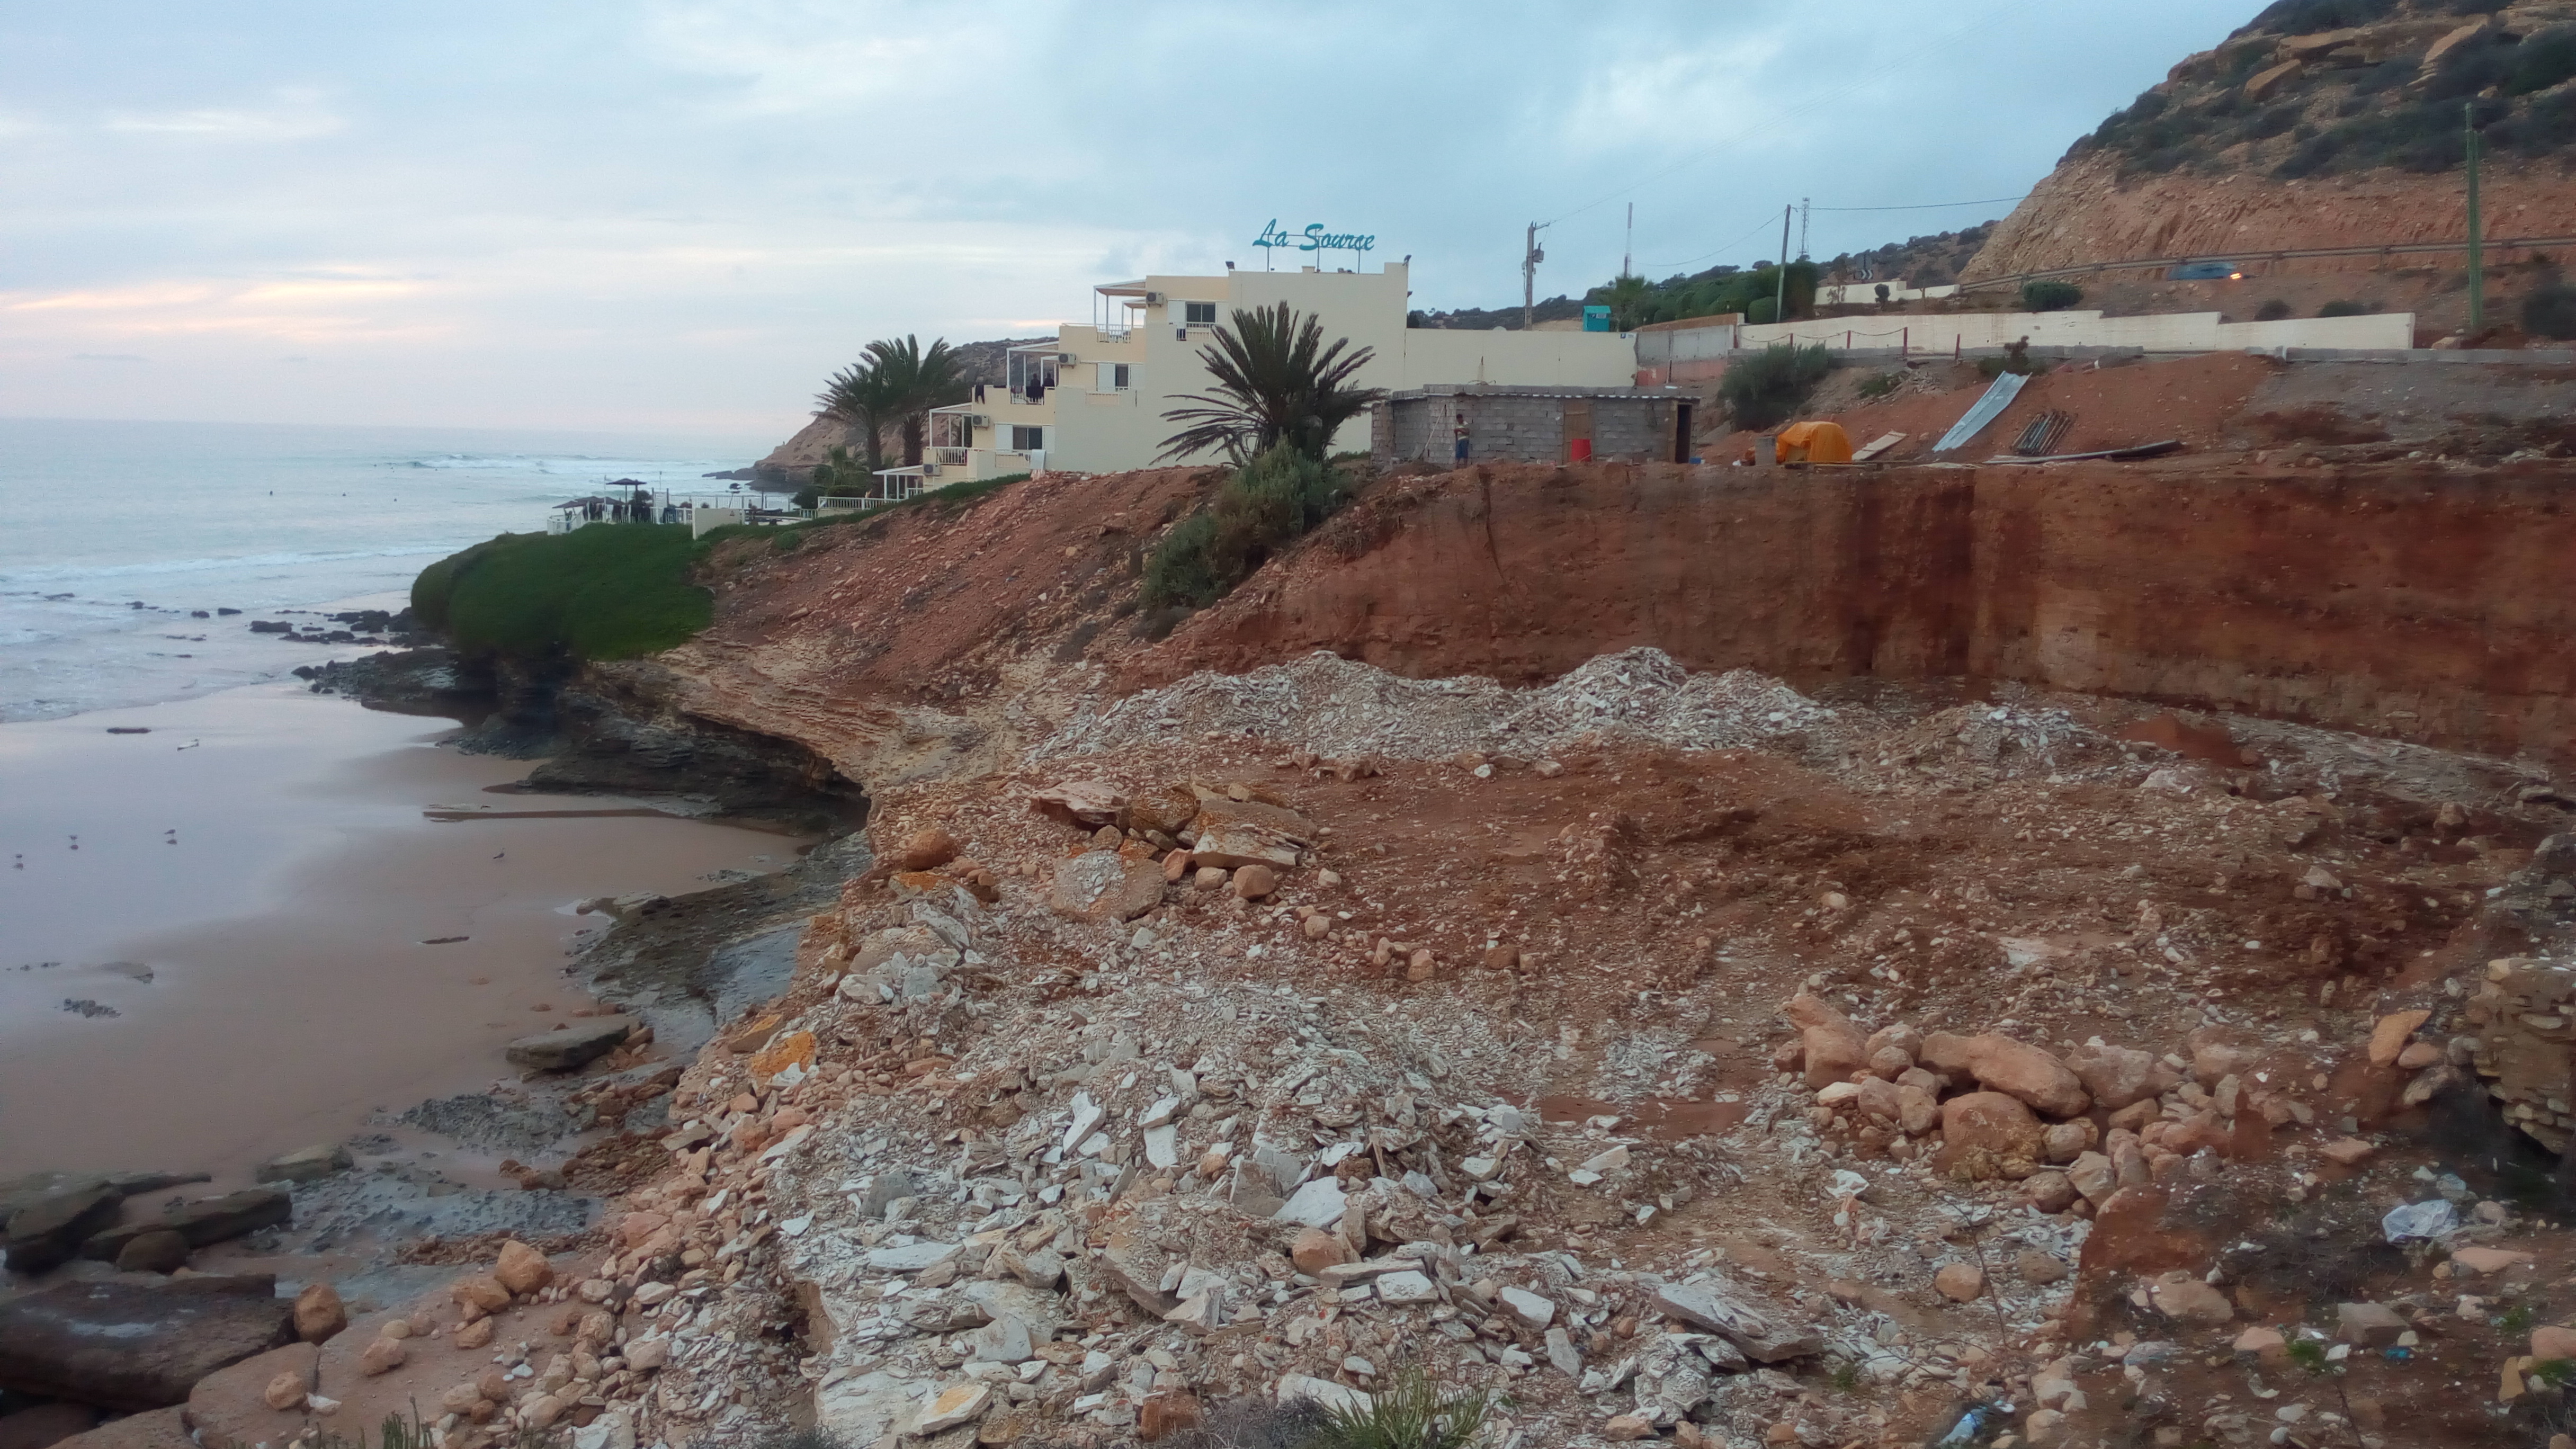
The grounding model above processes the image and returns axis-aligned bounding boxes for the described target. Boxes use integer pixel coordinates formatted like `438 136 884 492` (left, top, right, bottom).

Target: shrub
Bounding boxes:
1307 1370 1488 1449
2524 282 2576 339
1745 297 1778 325
1858 371 1903 400
1139 446 1349 610
2020 280 2084 312
2511 26 2576 95
412 524 711 661
2319 299 2373 317
1719 343 1833 431
2255 299 2294 321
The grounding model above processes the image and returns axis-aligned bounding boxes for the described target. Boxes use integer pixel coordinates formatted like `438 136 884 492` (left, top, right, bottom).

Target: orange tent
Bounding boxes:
1775 421 1854 464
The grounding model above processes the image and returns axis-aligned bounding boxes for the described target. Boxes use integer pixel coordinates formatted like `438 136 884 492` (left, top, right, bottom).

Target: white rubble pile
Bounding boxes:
601 876 2134 1449
1038 648 1842 763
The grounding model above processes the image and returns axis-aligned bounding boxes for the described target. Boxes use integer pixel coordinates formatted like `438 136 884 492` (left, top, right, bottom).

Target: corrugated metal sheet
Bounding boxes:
1931 371 2028 454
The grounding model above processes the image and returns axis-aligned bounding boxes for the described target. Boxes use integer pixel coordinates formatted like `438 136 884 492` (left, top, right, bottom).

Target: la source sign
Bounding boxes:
1253 220 1376 256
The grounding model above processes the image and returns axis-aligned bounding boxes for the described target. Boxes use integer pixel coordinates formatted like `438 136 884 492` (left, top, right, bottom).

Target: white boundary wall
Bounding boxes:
1736 309 2413 354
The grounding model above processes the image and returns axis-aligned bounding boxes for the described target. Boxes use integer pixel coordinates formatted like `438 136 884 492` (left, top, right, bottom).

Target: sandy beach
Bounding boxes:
0 681 803 1184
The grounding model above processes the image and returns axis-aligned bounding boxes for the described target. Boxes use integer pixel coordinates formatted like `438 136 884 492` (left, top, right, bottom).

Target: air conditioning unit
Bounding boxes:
1057 353 1074 365
1145 291 1164 304
968 415 989 428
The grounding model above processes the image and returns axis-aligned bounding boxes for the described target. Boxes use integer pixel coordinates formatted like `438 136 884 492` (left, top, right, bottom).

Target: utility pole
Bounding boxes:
1523 222 1549 328
1798 196 1811 261
1623 203 1634 280
2466 102 2486 332
1774 203 1792 325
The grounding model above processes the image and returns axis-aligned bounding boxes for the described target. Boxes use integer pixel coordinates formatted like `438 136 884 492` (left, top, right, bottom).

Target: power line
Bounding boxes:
1810 194 2029 213
1641 213 1788 276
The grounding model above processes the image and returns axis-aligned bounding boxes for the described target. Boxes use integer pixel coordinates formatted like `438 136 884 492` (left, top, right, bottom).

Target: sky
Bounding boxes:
1 1 2258 442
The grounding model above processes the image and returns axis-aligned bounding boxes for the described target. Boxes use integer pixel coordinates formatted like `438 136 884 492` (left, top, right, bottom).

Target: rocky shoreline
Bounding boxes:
0 656 875 1438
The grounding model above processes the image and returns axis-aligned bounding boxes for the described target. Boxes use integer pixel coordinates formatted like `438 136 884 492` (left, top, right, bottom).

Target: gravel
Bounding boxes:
1041 647 1842 762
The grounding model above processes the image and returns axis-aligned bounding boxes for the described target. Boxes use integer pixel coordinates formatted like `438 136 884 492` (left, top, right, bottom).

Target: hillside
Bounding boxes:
754 336 1049 485
1966 0 2576 282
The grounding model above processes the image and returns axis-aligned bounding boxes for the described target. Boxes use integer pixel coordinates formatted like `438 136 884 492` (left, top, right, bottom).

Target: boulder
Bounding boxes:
2336 1301 2404 1346
0 1404 97 1449
503 1016 636 1071
2148 1273 2233 1326
1934 1264 1985 1302
1650 1278 1819 1362
1783 994 1867 1090
1123 785 1201 837
2369 1009 2431 1067
911 1381 992 1435
1231 864 1277 899
893 828 960 872
1289 1228 1352 1275
41 1408 188 1449
2063 1043 2172 1112
114 1232 189 1275
1046 851 1165 923
1939 1092 2044 1159
1922 1033 2088 1118
181 1342 317 1446
494 1240 552 1295
0 1275 292 1411
253 1144 351 1185
2022 1171 2080 1214
5 1188 123 1275
1028 781 1123 828
1185 794 1314 871
291 1283 345 1344
80 1188 289 1261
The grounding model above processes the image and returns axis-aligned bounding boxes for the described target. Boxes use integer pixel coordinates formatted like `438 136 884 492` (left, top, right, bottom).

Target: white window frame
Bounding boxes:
1009 425 1045 452
1183 300 1218 327
1098 362 1131 391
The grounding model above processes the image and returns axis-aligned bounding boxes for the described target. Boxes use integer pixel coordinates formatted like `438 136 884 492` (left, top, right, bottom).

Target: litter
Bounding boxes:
2380 1198 2459 1242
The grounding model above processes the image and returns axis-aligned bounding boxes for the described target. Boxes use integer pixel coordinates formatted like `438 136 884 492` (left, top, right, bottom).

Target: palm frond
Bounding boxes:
1159 303 1383 462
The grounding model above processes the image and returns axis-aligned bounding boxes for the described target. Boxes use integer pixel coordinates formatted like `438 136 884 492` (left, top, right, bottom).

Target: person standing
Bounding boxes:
1452 410 1471 467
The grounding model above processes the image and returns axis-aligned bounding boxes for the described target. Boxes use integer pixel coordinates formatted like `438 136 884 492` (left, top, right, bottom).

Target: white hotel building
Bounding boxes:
915 252 1639 485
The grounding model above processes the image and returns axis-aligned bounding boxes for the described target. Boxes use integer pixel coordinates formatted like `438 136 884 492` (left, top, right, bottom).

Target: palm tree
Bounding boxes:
813 362 902 477
1159 303 1385 463
862 335 968 467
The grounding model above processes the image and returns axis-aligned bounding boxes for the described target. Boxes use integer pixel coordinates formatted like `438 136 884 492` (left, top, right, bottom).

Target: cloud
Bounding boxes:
636 1 979 117
104 88 342 143
69 353 147 363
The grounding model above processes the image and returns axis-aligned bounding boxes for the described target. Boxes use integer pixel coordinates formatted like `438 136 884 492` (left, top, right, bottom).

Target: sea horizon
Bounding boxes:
0 415 777 722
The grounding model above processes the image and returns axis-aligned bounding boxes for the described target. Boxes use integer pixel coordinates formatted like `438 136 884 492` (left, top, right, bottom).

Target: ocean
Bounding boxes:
0 417 773 721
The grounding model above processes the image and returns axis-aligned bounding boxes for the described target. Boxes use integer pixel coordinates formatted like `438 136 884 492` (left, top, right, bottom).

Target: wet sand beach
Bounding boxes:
0 682 802 1183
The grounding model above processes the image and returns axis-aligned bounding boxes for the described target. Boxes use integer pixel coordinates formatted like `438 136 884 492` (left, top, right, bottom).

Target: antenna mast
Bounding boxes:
1623 203 1634 279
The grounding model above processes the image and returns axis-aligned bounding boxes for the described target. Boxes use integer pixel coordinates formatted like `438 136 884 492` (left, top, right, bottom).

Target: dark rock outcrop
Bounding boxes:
0 1275 292 1411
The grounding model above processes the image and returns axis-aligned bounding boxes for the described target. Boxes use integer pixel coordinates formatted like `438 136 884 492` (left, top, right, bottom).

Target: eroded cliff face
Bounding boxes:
1126 459 2576 763
1962 150 2576 282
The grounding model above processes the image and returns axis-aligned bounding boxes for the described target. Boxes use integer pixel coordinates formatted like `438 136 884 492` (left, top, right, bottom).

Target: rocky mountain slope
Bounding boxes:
1965 0 2576 282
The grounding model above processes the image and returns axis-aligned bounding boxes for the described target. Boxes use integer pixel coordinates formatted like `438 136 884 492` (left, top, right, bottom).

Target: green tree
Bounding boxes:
1719 342 1833 430
862 335 968 467
2022 280 2085 312
1603 274 1653 332
1159 302 1385 462
813 362 902 476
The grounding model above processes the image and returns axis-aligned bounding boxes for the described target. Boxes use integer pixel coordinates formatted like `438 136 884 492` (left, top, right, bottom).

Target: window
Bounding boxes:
1184 301 1217 326
1010 426 1045 452
1102 363 1130 390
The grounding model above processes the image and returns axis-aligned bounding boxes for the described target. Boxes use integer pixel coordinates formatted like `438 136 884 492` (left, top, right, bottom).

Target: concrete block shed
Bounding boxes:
1373 385 1697 467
